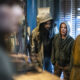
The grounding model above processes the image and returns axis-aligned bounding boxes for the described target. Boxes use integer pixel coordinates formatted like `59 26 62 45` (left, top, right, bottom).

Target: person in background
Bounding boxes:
70 35 80 80
31 13 56 73
52 22 74 80
0 0 24 80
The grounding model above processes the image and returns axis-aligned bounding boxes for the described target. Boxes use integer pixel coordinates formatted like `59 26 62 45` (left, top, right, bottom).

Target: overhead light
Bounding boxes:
77 16 80 19
77 28 80 31
77 8 80 11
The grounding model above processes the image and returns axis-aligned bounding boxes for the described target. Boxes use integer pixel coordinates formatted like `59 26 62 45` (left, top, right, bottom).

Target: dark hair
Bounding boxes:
39 20 53 31
39 21 51 41
39 23 45 31
60 22 67 30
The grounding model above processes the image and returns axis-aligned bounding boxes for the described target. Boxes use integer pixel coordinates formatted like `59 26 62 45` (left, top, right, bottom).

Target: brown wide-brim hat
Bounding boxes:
37 13 53 24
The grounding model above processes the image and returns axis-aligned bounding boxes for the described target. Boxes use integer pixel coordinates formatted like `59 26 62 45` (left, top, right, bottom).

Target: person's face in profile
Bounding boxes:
44 20 51 30
0 5 23 33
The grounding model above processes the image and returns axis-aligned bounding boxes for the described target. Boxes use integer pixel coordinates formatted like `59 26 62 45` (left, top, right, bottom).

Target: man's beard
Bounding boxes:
39 27 49 42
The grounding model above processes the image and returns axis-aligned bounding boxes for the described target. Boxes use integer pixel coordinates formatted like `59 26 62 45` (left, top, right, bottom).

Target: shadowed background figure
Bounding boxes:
0 0 24 80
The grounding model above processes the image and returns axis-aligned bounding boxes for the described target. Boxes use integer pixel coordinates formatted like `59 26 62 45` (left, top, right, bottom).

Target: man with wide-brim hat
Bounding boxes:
31 13 55 73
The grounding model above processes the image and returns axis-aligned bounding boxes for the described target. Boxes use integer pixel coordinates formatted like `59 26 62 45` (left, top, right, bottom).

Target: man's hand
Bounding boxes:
30 53 39 63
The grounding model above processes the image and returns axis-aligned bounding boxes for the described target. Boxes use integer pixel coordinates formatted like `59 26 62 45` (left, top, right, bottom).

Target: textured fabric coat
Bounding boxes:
31 14 54 67
70 35 80 80
51 22 74 67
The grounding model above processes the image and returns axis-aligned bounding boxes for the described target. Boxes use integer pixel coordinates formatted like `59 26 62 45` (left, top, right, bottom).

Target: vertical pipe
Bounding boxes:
27 0 37 32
